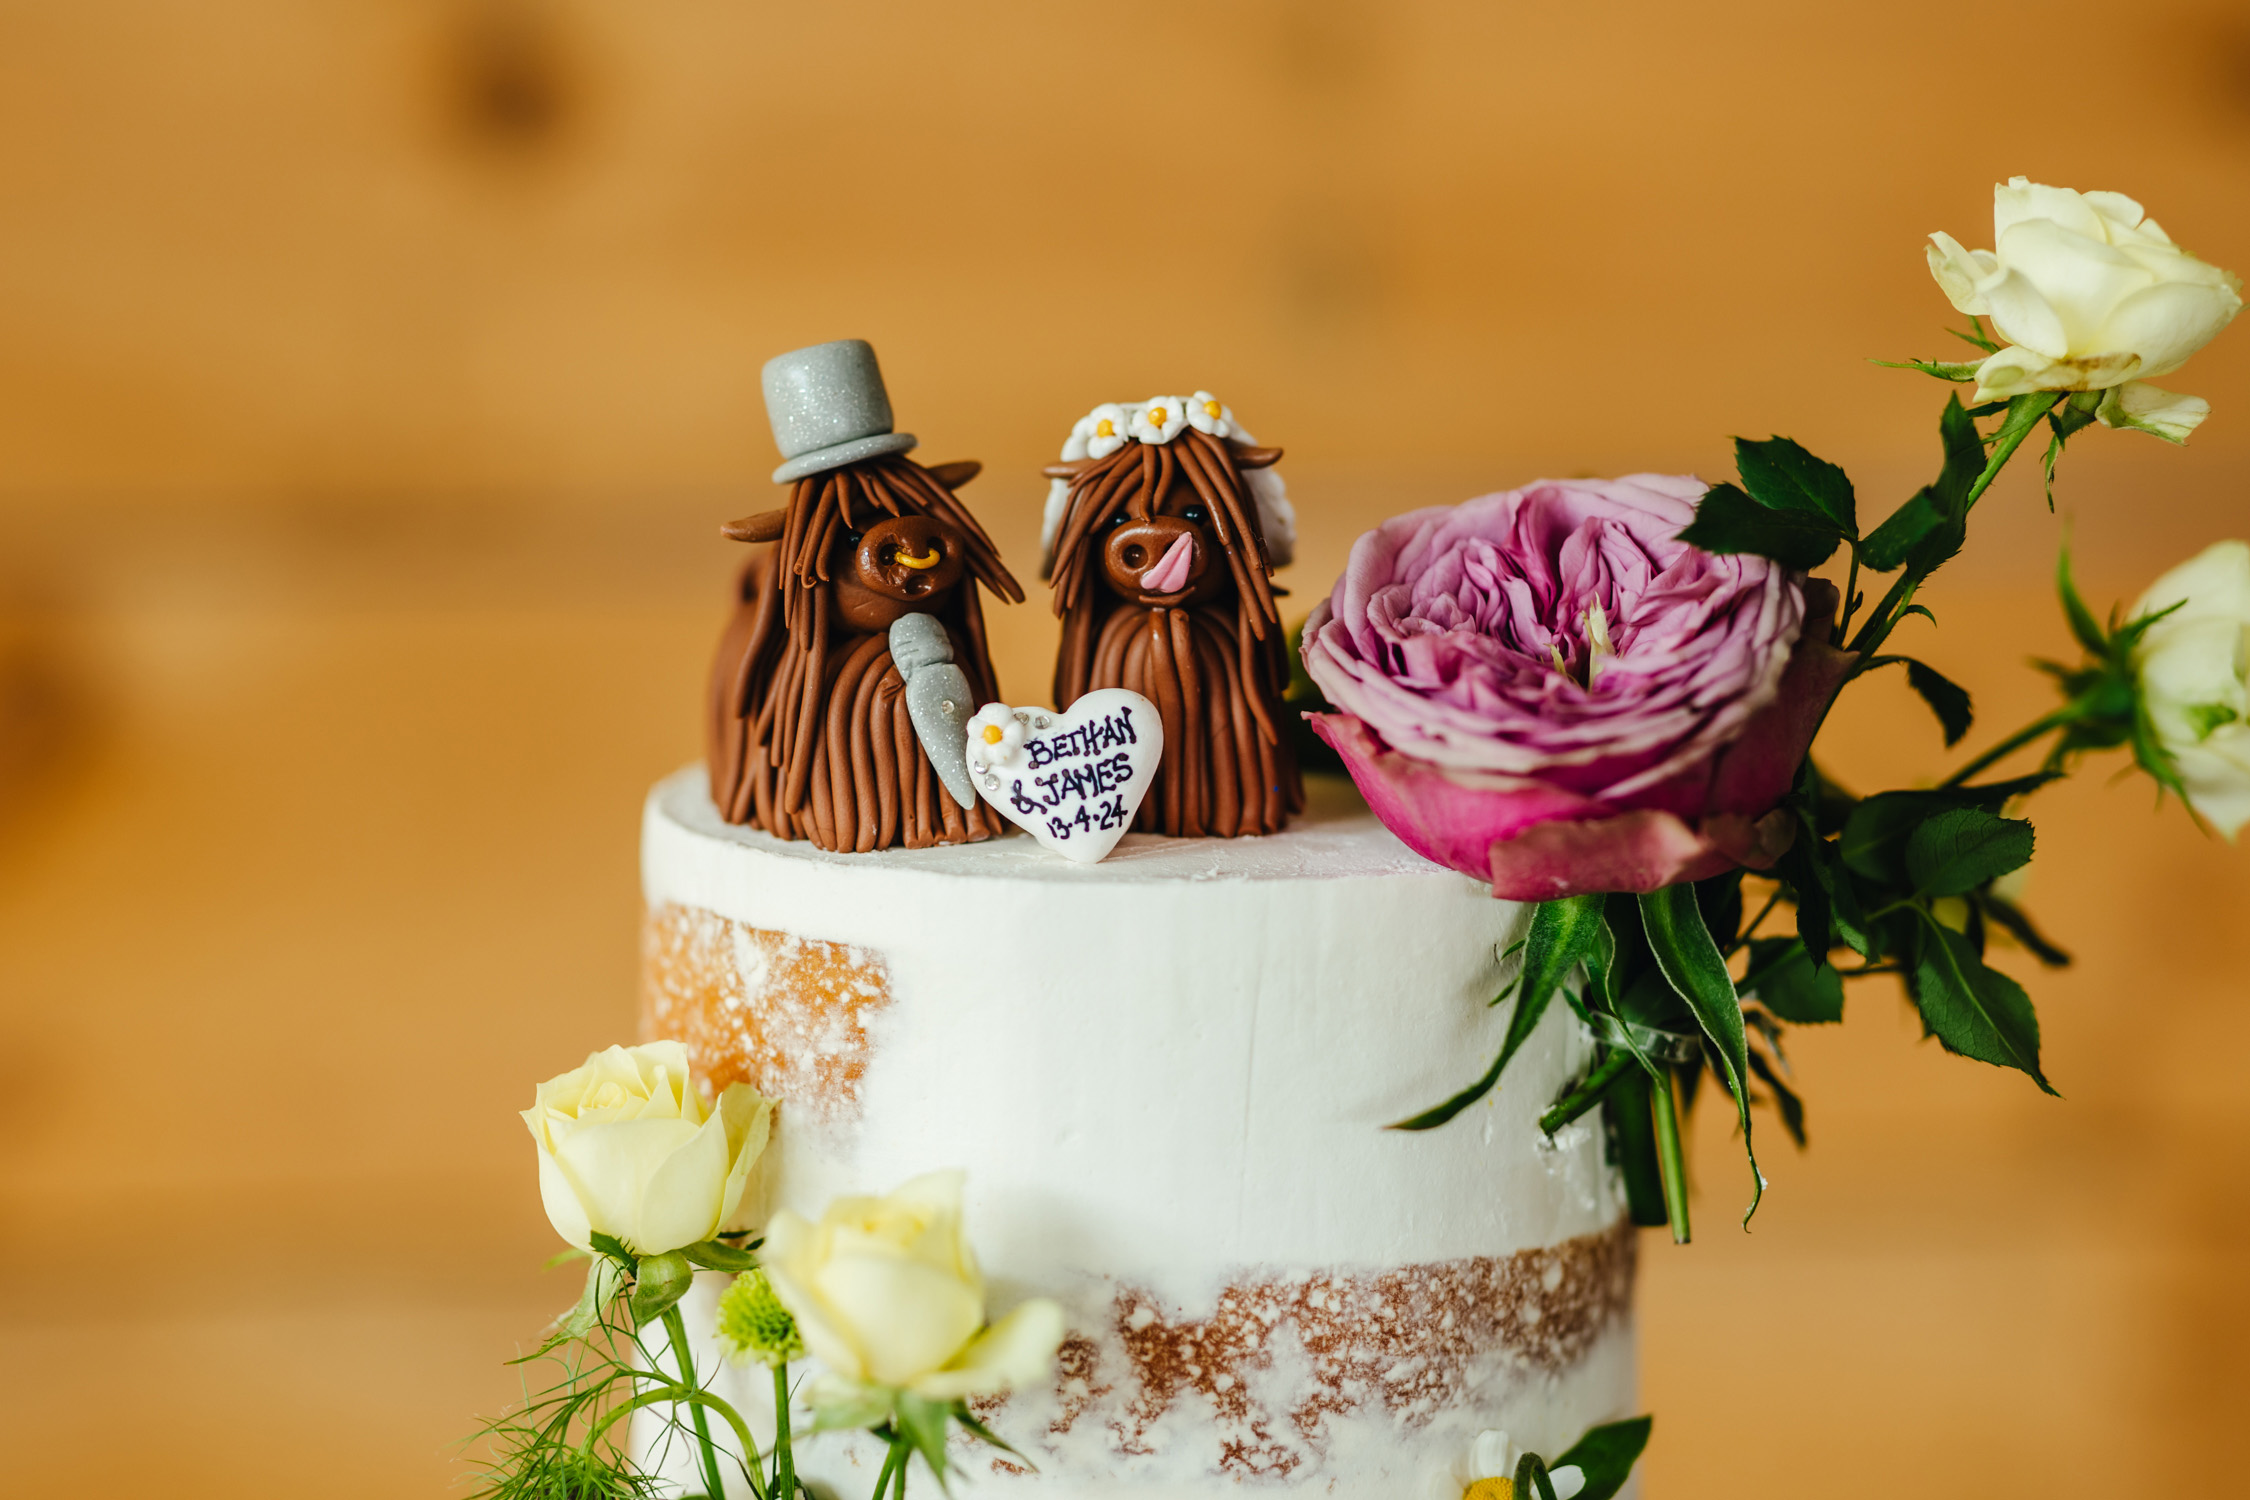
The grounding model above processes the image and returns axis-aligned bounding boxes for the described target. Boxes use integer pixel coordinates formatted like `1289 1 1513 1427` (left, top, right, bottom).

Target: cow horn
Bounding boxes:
719 509 787 543
922 459 982 490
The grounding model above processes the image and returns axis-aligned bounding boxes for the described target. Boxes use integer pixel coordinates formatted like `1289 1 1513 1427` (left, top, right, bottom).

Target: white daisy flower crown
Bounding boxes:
1039 392 1297 574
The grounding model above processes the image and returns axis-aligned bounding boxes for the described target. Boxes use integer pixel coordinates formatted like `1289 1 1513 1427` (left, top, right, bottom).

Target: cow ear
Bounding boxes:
720 509 787 543
923 459 982 490
1228 444 1283 470
1043 459 1097 480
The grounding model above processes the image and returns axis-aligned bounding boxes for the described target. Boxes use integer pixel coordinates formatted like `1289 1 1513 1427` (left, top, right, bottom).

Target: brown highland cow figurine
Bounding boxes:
1043 394 1303 837
709 341 1022 851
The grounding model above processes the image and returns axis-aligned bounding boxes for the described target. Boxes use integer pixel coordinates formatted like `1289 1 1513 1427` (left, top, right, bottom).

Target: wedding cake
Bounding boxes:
637 770 1635 1495
621 340 1638 1497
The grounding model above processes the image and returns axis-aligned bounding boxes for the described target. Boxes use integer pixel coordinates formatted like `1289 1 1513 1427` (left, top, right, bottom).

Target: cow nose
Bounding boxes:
1106 518 1200 596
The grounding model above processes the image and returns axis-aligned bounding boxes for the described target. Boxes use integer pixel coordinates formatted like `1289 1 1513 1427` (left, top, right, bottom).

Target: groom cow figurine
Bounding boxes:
706 340 1023 851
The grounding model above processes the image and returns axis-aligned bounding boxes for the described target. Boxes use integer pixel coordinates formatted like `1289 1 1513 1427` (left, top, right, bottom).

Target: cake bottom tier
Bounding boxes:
637 1222 1635 1498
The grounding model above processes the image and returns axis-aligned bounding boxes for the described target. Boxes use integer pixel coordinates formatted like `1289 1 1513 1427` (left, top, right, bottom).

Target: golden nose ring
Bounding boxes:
894 544 944 571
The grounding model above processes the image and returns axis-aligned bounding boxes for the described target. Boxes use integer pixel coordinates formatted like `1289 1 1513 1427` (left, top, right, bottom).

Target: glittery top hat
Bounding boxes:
761 339 919 485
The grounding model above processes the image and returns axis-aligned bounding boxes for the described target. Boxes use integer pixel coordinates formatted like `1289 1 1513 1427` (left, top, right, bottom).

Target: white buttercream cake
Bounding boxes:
633 768 1636 1496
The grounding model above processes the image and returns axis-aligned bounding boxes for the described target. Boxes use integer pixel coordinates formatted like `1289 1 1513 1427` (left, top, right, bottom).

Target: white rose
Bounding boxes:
2132 539 2250 837
1927 178 2241 422
521 1041 772 1255
762 1170 1066 1406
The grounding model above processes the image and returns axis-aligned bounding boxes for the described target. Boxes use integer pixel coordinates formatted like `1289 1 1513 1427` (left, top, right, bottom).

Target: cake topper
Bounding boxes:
963 689 1163 862
707 340 1024 850
1042 394 1303 838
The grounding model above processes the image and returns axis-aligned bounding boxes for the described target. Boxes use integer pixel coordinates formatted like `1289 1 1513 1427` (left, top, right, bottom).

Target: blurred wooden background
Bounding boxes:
2 2 2246 1495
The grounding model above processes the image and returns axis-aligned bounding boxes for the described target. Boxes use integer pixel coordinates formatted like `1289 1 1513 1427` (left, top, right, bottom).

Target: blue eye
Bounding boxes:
1182 505 1209 526
1109 511 1132 528
843 530 864 552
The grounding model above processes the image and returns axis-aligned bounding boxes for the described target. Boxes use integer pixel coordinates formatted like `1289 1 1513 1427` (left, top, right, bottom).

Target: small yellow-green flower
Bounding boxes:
716 1267 805 1368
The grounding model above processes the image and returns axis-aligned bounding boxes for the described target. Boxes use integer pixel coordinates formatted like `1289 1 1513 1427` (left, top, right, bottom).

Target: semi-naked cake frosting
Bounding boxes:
635 767 1637 1497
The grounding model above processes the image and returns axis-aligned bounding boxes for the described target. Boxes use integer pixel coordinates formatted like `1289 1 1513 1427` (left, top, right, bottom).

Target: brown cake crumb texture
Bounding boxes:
1055 1221 1636 1479
639 901 889 1122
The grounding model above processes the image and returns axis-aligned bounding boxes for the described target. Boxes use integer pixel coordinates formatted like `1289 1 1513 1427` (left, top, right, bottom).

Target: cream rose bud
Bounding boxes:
521 1042 772 1256
1928 177 2242 407
762 1171 1066 1403
2132 540 2250 837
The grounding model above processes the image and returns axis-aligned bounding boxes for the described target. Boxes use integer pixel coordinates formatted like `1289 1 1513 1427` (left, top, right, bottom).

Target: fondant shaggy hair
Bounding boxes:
708 455 1023 850
1047 426 1302 837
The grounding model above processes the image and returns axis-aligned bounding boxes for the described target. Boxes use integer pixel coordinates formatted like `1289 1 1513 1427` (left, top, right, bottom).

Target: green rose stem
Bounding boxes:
1848 390 2062 662
660 1303 731 1500
870 1431 909 1498
1937 704 2084 788
581 1385 764 1500
771 1364 796 1497
1647 1069 1692 1245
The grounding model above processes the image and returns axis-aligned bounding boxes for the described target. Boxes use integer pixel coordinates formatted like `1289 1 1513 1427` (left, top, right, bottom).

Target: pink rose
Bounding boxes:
1301 475 1854 900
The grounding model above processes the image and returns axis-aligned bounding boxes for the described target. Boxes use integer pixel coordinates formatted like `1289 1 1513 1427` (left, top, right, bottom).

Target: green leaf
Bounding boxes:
1742 938 1844 1024
1912 923 2057 1094
1978 893 2072 967
1746 1046 1808 1148
1906 807 2034 896
681 1239 762 1273
1930 394 1986 507
1866 656 1973 745
628 1250 695 1329
1860 490 1946 571
1678 481 1845 571
1840 778 2053 886
1949 317 2002 354
1391 895 1608 1130
588 1231 638 1269
552 1254 627 1343
895 1393 955 1488
953 1405 1028 1462
1637 884 1761 1223
807 1384 895 1433
1734 436 1859 532
1904 659 1974 746
1873 357 1983 382
1551 1415 1654 1500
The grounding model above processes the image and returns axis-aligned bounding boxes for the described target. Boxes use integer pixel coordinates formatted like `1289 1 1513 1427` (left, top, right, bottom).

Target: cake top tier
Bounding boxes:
654 768 1447 887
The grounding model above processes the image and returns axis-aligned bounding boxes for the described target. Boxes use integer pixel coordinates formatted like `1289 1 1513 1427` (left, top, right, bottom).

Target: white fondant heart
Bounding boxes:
965 689 1164 863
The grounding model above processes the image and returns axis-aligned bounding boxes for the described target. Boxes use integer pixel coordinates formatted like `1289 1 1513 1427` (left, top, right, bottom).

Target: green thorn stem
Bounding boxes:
890 1430 914 1498
1938 704 2082 788
1960 391 2061 514
1649 1068 1692 1245
868 1438 902 1500
771 1362 796 1498
661 1303 730 1500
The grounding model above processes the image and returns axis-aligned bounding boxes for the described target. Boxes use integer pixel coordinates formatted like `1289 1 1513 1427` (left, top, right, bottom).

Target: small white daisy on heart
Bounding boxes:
965 704 1032 772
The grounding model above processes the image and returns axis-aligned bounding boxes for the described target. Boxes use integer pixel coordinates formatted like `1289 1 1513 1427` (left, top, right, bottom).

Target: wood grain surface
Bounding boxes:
2 3 2246 1496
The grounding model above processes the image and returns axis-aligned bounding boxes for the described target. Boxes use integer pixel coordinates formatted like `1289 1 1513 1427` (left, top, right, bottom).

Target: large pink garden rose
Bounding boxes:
1302 475 1855 900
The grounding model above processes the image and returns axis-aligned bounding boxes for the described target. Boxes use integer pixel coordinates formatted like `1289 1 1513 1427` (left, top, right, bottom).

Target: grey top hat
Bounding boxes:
762 339 919 485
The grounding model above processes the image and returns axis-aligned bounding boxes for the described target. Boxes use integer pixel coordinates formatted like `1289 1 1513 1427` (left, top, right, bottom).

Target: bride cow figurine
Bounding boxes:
1041 393 1302 838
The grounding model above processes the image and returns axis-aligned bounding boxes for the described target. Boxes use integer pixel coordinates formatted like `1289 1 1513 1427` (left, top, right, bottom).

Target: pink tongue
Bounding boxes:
1140 534 1195 593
